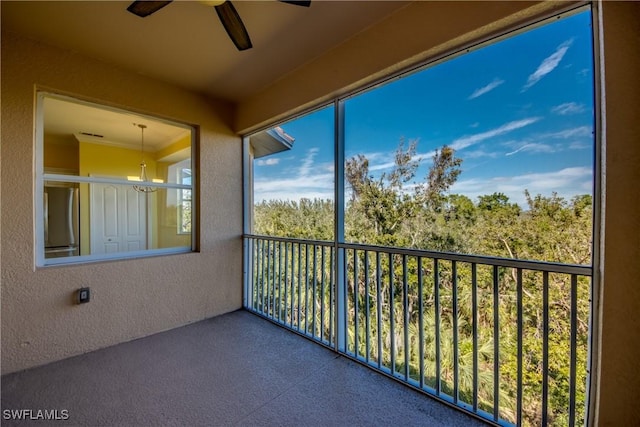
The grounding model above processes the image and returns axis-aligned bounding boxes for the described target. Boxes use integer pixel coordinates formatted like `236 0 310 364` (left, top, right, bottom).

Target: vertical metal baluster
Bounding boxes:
342 246 349 352
376 251 383 370
276 241 281 321
265 240 270 316
452 260 459 403
263 239 268 314
434 258 440 394
305 243 310 334
321 246 326 343
517 268 523 426
569 274 578 427
297 243 302 331
244 238 248 309
330 246 334 345
253 240 262 311
493 265 500 422
402 254 409 382
263 240 269 315
283 242 289 323
252 239 260 311
354 248 359 357
472 263 478 411
271 240 277 318
418 257 424 389
365 251 371 363
542 271 549 426
278 242 286 322
260 239 266 313
312 244 318 338
403 254 409 381
290 243 296 328
251 239 256 310
243 237 248 309
390 252 396 376
273 241 278 320
267 240 273 316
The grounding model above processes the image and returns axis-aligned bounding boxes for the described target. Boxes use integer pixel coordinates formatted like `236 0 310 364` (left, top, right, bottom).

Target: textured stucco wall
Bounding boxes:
2 1 639 423
1 31 243 374
595 1 640 425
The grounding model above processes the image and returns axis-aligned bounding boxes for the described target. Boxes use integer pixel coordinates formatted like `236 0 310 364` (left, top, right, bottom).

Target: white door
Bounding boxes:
90 183 147 254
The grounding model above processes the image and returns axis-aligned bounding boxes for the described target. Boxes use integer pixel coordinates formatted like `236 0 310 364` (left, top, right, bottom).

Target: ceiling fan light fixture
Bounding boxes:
126 0 311 51
200 0 226 7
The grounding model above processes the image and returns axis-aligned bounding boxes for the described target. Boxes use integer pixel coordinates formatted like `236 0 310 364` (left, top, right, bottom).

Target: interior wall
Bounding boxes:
1 30 242 374
595 1 640 425
77 140 160 255
43 136 79 172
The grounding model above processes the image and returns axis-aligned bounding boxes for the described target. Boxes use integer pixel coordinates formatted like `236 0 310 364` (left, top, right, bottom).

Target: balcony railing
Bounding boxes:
243 234 592 427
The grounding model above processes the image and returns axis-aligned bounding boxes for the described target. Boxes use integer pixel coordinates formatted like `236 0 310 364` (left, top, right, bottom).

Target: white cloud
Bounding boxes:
299 148 319 177
468 78 505 99
569 141 590 150
254 173 334 202
450 117 541 151
368 153 431 173
451 166 592 207
544 126 592 139
505 142 555 156
522 39 573 91
254 147 336 202
256 158 280 166
362 118 540 173
551 102 585 115
464 149 500 159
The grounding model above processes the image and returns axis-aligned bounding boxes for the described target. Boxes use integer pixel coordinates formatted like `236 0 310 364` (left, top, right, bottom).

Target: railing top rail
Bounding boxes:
244 234 334 247
243 234 592 276
339 242 592 275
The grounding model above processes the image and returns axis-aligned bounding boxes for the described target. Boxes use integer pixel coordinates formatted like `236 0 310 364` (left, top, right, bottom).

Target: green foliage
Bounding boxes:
252 139 593 427
254 198 334 240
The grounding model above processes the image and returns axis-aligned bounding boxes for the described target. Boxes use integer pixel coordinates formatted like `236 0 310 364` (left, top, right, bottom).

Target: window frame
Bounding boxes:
243 6 601 423
35 91 197 267
171 159 192 235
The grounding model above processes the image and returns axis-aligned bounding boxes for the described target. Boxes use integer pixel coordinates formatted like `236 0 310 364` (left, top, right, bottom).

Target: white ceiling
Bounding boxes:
4 0 410 148
43 95 191 150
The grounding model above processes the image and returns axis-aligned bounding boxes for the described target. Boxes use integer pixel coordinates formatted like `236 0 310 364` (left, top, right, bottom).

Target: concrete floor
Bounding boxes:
1 310 486 426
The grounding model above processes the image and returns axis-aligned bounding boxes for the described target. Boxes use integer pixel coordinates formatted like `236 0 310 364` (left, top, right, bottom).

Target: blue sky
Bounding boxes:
254 10 594 207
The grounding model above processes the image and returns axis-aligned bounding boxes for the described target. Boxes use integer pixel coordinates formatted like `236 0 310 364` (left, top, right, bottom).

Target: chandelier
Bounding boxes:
132 123 157 193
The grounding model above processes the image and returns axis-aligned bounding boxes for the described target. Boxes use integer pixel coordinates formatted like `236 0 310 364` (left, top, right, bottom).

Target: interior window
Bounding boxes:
37 92 196 265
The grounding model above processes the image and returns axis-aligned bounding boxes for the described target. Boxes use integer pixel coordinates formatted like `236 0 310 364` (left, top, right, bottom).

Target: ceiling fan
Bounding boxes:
127 0 311 51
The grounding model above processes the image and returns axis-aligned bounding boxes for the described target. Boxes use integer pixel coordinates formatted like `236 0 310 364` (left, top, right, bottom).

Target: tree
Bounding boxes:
345 139 463 247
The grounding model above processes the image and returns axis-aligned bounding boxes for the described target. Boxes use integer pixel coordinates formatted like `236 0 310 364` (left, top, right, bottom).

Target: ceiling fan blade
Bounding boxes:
215 1 252 51
279 0 311 6
127 1 172 18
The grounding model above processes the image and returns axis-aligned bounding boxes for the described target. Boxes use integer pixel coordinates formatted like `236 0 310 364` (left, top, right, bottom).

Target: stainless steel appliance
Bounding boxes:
44 186 79 258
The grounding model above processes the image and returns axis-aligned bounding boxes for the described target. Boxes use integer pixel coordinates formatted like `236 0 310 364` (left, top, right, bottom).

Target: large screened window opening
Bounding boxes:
245 6 595 427
249 105 335 240
36 93 196 266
